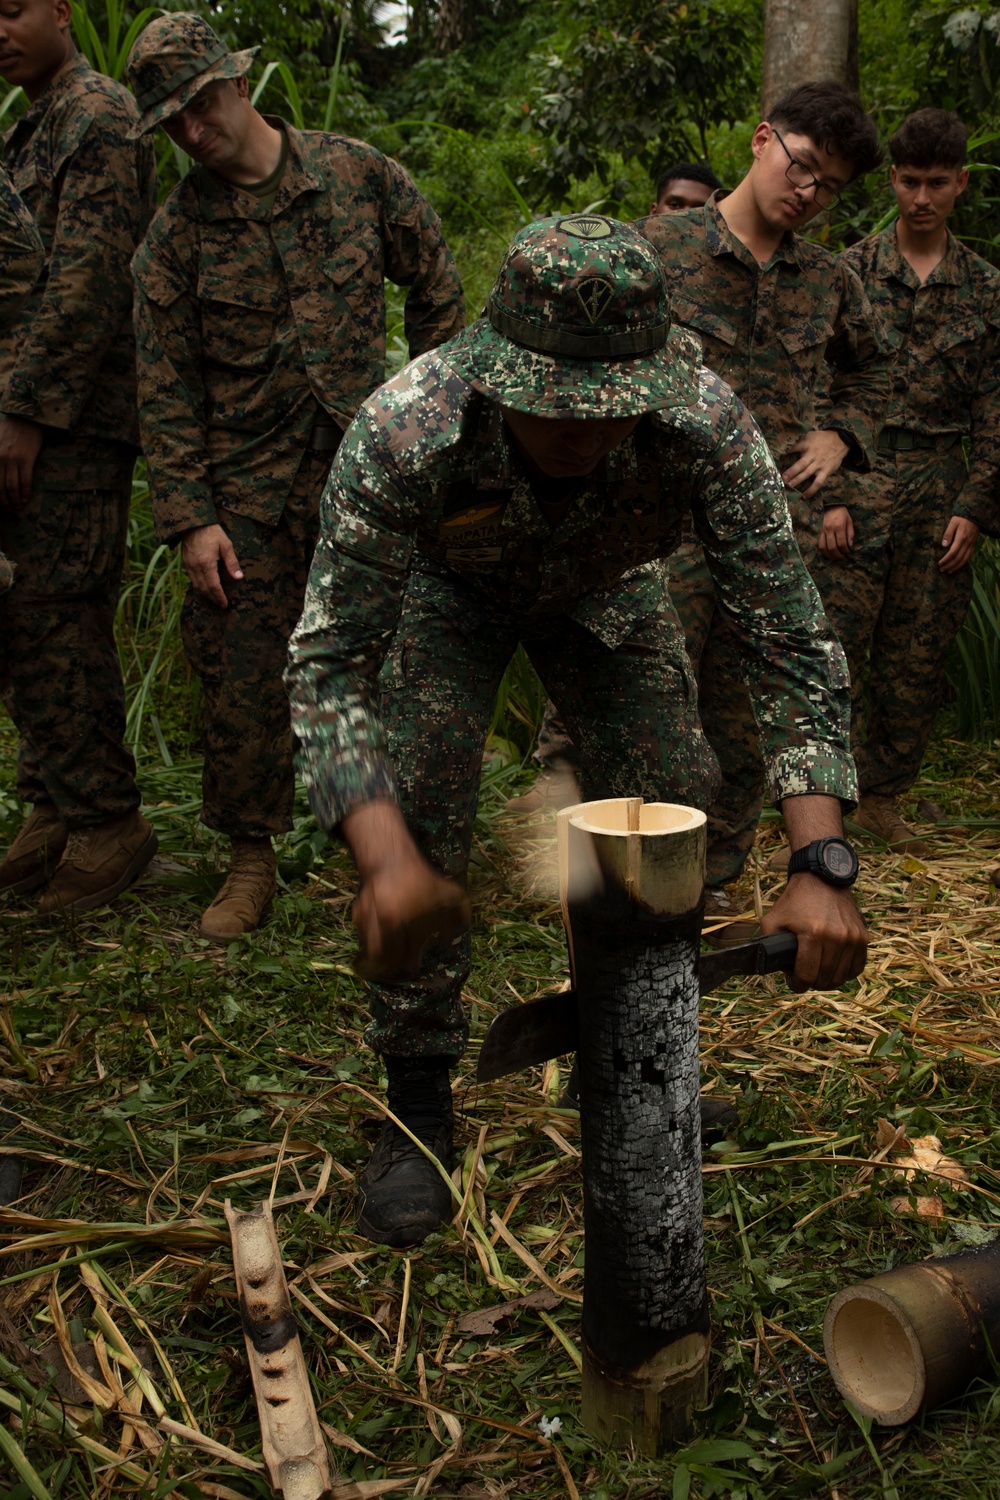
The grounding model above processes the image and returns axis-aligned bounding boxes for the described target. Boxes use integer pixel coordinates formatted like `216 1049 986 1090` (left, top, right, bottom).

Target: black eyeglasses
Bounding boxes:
771 128 841 209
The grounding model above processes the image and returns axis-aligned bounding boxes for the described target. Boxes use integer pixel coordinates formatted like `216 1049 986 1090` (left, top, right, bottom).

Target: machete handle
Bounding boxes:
756 930 798 973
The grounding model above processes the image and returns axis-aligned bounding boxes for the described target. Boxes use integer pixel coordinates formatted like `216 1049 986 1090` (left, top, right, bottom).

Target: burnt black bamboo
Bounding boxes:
558 799 709 1453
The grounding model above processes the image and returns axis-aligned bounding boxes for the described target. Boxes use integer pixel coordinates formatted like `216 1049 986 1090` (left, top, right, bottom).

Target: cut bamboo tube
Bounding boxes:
225 1200 333 1499
824 1236 1000 1425
557 798 708 1455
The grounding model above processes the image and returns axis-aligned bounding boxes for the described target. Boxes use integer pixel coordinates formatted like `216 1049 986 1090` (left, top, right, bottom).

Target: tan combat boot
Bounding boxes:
200 838 277 943
37 810 158 915
0 803 68 896
852 795 934 859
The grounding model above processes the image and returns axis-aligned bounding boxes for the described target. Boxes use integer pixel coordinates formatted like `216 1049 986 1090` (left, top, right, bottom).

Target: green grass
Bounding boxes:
2 716 1000 1496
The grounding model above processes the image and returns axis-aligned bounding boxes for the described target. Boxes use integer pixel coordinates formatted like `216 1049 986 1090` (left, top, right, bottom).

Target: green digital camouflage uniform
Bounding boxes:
634 193 890 885
0 58 155 828
0 166 43 598
286 218 857 1059
812 227 1000 799
133 123 464 838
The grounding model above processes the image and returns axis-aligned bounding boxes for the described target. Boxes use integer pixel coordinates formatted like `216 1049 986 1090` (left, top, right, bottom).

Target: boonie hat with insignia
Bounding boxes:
440 214 701 417
125 14 259 140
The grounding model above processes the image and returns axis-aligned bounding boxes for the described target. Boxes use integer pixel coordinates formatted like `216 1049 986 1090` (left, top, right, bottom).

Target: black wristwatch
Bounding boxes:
786 837 859 888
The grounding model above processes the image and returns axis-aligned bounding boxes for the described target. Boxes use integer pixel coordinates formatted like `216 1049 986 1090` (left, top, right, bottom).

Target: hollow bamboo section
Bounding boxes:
824 1236 1000 1425
557 798 708 1455
226 1200 333 1499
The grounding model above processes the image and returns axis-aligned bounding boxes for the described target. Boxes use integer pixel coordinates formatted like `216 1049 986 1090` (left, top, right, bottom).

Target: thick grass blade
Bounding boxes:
0 1422 53 1500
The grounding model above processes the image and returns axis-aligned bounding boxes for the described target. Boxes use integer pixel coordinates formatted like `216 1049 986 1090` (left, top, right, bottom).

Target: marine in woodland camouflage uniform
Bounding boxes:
811 110 1000 854
287 216 859 1062
128 14 463 940
0 9 158 914
639 86 888 896
0 166 43 598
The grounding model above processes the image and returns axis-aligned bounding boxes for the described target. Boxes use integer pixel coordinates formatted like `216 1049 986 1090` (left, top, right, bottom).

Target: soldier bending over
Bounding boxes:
286 218 867 1249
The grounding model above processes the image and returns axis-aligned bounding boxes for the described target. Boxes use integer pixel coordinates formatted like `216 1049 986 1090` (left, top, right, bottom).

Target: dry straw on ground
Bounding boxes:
1 745 999 1496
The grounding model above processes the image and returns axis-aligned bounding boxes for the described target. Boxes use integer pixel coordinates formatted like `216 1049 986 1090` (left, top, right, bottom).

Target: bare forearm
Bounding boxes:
342 797 420 879
780 793 847 849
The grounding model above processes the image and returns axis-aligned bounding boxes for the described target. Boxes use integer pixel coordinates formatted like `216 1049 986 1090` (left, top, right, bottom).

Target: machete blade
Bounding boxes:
475 930 798 1083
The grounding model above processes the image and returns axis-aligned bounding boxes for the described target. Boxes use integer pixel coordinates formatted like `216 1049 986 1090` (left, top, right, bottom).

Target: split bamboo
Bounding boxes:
824 1236 1000 1424
557 797 708 1454
226 1200 333 1499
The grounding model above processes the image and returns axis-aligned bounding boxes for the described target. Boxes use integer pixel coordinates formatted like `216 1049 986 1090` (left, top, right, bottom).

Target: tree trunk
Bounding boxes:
434 0 468 55
762 0 859 113
558 798 709 1455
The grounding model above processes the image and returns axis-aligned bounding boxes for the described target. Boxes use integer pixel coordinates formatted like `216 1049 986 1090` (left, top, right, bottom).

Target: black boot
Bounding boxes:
356 1056 455 1248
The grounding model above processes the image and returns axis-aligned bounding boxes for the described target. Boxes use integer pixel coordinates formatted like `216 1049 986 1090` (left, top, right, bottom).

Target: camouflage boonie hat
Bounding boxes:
441 214 701 417
125 14 259 139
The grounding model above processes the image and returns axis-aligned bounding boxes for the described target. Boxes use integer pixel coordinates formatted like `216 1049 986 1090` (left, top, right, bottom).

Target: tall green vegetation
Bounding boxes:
2 0 1000 746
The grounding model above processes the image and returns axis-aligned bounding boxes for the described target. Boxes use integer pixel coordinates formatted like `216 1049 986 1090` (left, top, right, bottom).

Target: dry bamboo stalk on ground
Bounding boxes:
226 1199 333 1499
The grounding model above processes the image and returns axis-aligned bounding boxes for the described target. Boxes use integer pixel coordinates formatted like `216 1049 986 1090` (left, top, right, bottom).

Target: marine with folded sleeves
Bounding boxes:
285 215 868 1249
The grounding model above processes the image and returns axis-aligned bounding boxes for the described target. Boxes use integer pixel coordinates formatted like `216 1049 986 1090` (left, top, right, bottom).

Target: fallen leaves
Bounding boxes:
457 1288 562 1337
872 1117 970 1222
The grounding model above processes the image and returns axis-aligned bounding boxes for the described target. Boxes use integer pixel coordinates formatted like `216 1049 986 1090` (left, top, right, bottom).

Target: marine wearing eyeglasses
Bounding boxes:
636 81 891 927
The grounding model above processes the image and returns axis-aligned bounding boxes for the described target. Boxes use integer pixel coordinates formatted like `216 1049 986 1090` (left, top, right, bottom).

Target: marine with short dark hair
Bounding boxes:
811 108 1000 858
650 160 723 215
0 0 158 914
128 14 464 942
286 214 868 1249
637 80 891 931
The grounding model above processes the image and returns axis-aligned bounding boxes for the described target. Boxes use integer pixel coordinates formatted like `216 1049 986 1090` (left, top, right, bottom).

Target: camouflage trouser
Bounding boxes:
811 446 971 800
0 442 140 827
370 568 720 1059
665 489 820 888
181 450 333 838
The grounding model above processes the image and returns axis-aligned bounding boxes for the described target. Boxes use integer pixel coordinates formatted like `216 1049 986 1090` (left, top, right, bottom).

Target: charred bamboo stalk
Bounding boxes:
824 1237 1000 1425
557 797 708 1454
225 1200 333 1499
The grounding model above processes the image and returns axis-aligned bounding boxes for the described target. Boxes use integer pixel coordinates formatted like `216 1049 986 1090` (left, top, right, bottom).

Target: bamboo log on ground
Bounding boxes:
557 797 709 1454
226 1199 333 1499
824 1236 1000 1424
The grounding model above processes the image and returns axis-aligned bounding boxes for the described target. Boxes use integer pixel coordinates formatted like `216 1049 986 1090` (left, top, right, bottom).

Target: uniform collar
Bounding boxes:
10 53 93 135
703 189 802 271
193 118 322 221
875 223 965 288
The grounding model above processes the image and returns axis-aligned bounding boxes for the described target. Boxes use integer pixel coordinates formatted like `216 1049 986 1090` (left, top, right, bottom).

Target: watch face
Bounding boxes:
822 840 857 881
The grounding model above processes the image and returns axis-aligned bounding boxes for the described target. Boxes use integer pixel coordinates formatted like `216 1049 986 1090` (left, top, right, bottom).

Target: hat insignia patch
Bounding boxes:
577 276 615 325
558 214 614 240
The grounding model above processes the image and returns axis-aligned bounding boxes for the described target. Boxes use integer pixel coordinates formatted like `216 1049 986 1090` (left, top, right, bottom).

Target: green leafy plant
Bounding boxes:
69 0 159 81
531 0 762 196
